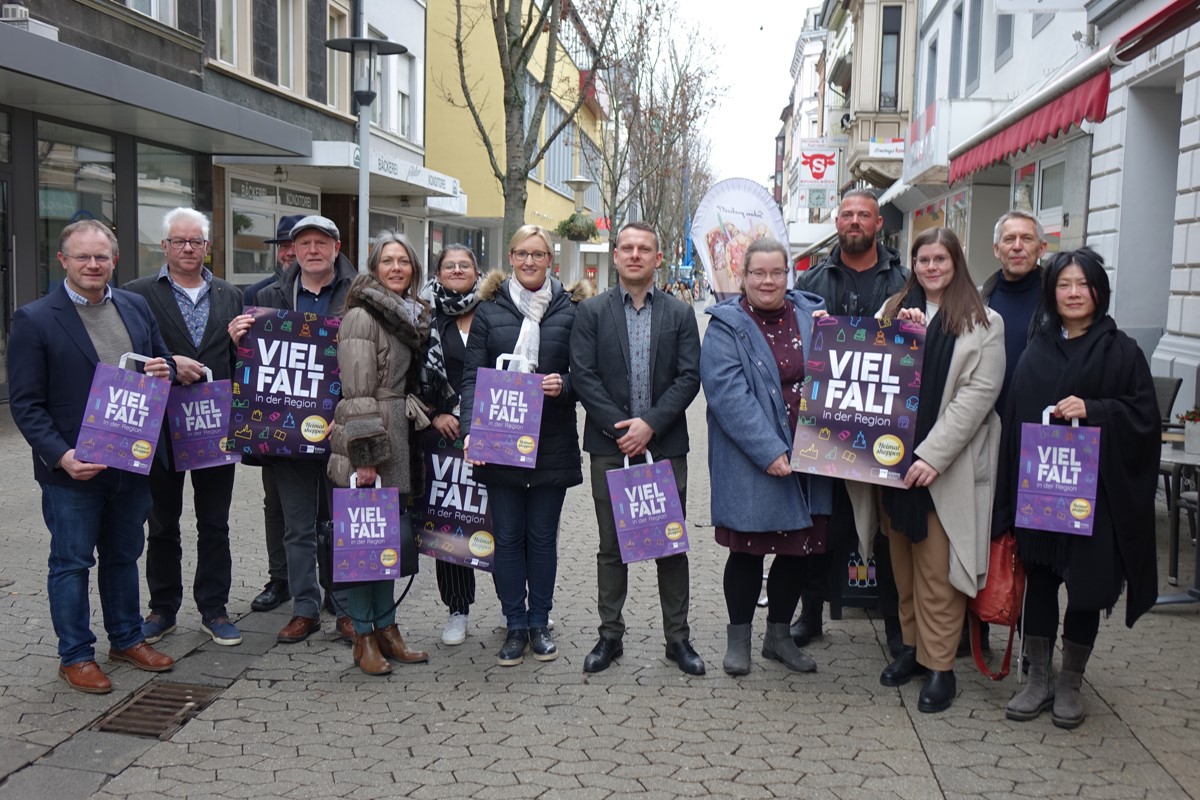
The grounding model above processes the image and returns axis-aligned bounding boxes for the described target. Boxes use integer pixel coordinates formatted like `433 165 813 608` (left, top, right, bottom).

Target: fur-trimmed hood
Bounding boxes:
477 270 595 303
343 273 430 349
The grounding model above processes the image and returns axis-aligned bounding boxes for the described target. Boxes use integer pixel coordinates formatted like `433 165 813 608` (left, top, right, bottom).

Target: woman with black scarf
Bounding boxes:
420 244 485 647
846 227 1005 713
994 248 1158 729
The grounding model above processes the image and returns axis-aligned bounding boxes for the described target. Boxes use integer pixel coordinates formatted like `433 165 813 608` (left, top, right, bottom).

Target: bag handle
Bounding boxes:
971 614 1017 680
495 354 532 372
1040 404 1081 427
349 473 383 489
622 452 654 469
118 352 154 372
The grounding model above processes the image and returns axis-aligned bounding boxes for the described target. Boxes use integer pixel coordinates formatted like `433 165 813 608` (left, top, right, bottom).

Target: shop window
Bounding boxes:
136 143 197 278
36 121 115 295
126 0 175 26
227 173 319 286
1012 155 1064 252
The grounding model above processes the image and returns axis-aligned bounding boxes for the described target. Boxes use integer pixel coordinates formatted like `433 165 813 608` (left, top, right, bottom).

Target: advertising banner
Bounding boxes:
467 367 544 468
1016 409 1101 536
790 315 925 488
75 355 170 475
166 374 239 470
689 178 790 300
231 307 340 459
413 430 495 572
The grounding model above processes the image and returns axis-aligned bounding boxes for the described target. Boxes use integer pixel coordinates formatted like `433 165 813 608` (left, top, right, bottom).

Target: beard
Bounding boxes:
839 231 875 255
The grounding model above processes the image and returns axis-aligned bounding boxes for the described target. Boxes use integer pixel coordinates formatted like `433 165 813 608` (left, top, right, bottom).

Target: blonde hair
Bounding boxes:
508 224 554 256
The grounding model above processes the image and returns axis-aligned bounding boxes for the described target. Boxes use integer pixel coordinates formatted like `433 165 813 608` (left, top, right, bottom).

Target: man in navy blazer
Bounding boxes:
570 222 704 675
124 207 244 648
9 219 177 694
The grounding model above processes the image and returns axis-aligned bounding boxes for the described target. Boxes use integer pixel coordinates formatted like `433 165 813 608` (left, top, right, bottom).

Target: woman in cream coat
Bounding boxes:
846 227 1004 714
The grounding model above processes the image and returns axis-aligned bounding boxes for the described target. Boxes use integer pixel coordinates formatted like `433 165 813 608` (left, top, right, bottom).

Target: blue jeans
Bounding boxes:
272 459 326 619
41 473 153 666
487 484 566 630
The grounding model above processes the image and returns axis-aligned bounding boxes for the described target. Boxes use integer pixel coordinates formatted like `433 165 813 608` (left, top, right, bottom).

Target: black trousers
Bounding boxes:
436 560 476 615
1020 563 1101 646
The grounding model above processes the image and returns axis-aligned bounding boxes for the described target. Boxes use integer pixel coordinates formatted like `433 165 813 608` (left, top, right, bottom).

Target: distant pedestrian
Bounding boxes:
994 248 1158 728
701 238 833 676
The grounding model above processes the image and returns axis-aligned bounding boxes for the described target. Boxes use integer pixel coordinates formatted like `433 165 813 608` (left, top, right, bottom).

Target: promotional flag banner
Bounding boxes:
75 353 170 475
1016 408 1101 536
791 315 925 488
467 366 544 468
689 178 790 300
231 307 340 459
413 430 495 572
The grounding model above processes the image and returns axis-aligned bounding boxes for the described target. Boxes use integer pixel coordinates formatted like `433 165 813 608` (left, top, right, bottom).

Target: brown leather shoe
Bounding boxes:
59 661 112 693
352 632 393 676
336 615 354 643
277 615 321 643
108 642 174 672
376 624 429 664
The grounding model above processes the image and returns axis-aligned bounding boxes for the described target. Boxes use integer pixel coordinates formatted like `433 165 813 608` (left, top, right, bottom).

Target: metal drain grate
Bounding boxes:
92 681 221 740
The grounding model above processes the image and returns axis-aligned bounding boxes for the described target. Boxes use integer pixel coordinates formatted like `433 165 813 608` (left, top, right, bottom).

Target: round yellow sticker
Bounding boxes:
130 440 153 460
379 548 398 568
516 435 536 455
469 531 495 557
873 434 905 467
665 522 685 541
1069 498 1092 520
300 415 329 442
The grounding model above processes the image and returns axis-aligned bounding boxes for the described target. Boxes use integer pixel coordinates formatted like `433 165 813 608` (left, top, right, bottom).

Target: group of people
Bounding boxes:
11 192 1158 728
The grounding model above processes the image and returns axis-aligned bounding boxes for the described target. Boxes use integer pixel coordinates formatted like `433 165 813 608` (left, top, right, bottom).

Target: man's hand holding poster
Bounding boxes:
791 315 925 487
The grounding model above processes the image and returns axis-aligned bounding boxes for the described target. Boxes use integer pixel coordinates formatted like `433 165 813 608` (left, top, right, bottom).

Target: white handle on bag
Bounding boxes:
1040 405 1081 427
622 453 654 469
349 474 383 489
118 352 153 372
495 354 532 372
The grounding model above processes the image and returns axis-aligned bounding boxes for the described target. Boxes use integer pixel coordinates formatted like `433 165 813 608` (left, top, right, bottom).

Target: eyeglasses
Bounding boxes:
380 256 413 269
511 250 550 263
165 238 206 250
745 269 789 282
64 253 113 266
440 261 475 273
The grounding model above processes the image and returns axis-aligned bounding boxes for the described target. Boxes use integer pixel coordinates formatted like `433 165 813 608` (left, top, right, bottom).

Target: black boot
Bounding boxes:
789 597 824 647
883 615 903 659
918 669 956 713
880 645 928 687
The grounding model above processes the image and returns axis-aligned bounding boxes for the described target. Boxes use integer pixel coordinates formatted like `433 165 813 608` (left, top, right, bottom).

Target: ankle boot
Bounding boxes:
789 597 824 647
376 624 429 664
883 615 903 658
723 623 752 675
352 632 392 676
762 621 817 673
1006 635 1054 721
1052 638 1093 729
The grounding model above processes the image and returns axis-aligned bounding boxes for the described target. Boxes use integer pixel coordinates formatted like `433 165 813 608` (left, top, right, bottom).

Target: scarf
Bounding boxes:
882 285 958 542
419 276 481 408
508 278 552 371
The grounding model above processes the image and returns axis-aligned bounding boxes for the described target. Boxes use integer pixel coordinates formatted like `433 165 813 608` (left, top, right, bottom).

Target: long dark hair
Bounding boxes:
1037 247 1110 336
881 227 989 336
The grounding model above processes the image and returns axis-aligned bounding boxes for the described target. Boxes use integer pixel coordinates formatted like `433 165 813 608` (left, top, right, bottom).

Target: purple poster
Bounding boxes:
791 315 924 488
166 380 240 470
467 367 544 468
75 362 170 475
231 307 340 459
1016 422 1101 536
605 459 689 564
413 430 494 572
332 485 403 582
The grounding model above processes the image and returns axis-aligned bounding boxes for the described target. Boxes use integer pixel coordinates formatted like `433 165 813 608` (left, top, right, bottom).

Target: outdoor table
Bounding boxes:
1155 442 1200 606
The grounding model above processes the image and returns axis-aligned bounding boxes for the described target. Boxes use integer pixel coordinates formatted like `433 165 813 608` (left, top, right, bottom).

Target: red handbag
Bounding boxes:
968 532 1025 680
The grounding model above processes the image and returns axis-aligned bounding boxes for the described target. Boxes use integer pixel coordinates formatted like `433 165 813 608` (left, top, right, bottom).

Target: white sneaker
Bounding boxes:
442 613 469 645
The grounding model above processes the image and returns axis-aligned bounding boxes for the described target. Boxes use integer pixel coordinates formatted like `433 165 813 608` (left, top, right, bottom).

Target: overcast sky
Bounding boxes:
680 0 822 185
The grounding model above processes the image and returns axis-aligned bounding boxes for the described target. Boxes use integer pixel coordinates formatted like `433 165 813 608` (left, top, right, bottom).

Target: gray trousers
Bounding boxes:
589 451 691 643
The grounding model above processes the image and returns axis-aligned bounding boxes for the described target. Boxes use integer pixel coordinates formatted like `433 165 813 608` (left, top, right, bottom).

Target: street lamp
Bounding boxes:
325 36 407 272
563 175 594 284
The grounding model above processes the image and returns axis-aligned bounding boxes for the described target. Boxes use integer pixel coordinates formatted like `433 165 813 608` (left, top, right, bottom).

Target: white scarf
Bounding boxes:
508 278 552 371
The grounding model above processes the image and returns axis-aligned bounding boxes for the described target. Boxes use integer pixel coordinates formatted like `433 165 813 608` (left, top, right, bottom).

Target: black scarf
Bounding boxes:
882 286 958 542
418 277 481 411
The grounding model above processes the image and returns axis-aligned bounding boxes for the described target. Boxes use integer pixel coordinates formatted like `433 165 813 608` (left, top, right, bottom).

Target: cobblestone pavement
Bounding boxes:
1 303 1198 799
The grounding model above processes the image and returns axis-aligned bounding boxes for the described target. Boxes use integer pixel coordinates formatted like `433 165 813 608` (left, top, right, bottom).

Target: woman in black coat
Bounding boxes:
994 248 1158 729
459 224 592 667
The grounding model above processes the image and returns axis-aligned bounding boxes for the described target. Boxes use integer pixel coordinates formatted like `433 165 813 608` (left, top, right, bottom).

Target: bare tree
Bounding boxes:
639 133 713 284
579 0 718 254
439 0 618 244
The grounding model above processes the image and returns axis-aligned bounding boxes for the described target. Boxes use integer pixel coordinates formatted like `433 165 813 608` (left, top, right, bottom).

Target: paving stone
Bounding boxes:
0 764 107 799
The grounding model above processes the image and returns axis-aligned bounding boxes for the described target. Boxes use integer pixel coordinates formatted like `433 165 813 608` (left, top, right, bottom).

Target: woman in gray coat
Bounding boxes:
327 232 431 676
701 238 833 676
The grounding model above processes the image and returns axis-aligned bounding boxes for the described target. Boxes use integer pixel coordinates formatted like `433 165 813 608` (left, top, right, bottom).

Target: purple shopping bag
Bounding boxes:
166 367 240 470
605 454 690 564
1015 406 1101 536
467 355 544 468
331 476 403 583
413 429 495 572
75 352 170 475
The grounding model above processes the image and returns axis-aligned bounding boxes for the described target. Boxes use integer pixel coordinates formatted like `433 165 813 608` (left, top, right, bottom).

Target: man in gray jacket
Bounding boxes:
570 222 704 675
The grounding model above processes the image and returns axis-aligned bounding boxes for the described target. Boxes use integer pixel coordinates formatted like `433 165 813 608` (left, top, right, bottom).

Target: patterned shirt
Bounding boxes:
620 284 654 419
159 264 212 348
65 282 112 305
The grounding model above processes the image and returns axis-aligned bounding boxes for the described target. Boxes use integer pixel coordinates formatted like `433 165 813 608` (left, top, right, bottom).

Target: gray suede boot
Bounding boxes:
723 623 752 676
1052 639 1093 729
1006 635 1055 721
762 621 817 672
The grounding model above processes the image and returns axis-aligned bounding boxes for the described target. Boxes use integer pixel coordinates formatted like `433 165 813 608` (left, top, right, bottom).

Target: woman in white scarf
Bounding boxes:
459 224 588 668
